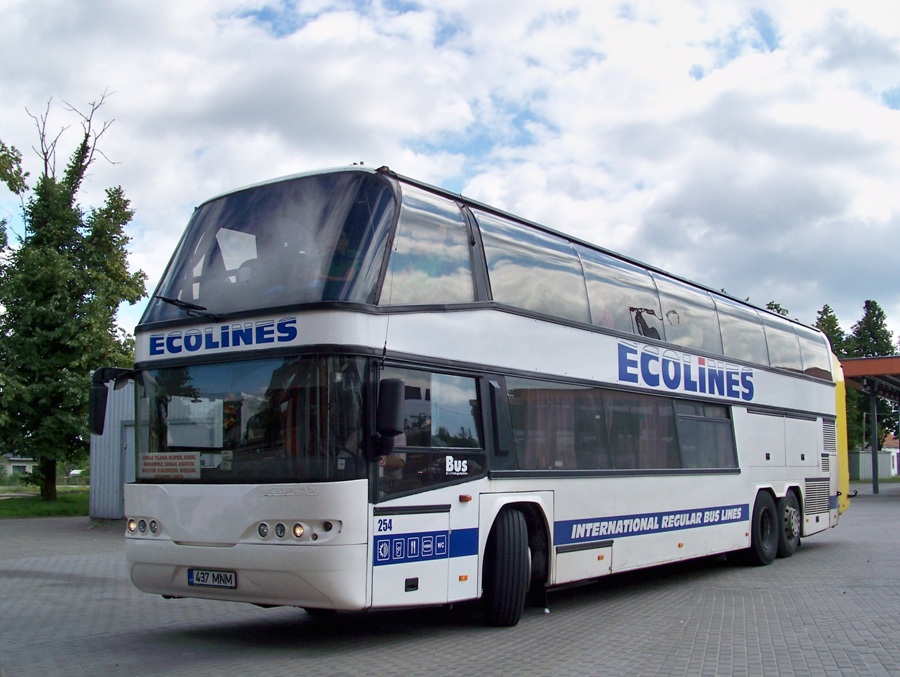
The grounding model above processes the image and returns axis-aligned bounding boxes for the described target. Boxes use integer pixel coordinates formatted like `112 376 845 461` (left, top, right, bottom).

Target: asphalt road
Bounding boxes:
1 484 899 677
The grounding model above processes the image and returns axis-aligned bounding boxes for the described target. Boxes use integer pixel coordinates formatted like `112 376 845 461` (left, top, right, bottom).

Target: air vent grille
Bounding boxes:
805 479 830 514
823 419 837 453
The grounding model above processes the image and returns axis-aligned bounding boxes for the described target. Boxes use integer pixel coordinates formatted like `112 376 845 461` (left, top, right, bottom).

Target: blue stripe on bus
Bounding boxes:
449 527 479 558
554 503 749 547
373 528 478 566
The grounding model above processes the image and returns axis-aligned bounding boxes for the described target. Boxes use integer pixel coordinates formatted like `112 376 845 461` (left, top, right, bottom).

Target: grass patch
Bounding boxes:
0 489 90 518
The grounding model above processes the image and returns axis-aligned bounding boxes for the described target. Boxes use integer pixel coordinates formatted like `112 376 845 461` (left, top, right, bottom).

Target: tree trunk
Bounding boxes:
39 457 57 501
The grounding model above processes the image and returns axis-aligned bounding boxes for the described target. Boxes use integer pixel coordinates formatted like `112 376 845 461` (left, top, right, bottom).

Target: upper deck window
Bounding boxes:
761 314 804 372
714 296 769 365
476 210 590 323
795 324 833 379
142 171 396 324
577 245 665 339
381 185 475 305
652 274 723 355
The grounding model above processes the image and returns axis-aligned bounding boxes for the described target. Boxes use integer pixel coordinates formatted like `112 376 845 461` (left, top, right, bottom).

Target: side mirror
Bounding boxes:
489 380 514 457
373 378 405 457
89 382 110 436
89 367 133 435
376 378 405 437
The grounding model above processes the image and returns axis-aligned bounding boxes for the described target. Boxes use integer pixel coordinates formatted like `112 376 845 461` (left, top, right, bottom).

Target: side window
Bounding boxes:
507 379 597 470
795 325 833 381
476 210 591 323
653 274 723 355
714 297 769 365
762 314 803 372
674 401 738 469
577 245 664 339
506 377 738 472
506 378 680 471
378 367 484 498
382 185 475 305
605 390 680 470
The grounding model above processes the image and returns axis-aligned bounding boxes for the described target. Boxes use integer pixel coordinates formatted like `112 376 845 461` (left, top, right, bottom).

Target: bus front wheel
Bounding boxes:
745 491 778 566
483 508 529 627
777 491 801 558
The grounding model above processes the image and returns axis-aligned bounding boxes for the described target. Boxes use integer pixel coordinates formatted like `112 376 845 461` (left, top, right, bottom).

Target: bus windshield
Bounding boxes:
141 171 396 324
135 355 368 484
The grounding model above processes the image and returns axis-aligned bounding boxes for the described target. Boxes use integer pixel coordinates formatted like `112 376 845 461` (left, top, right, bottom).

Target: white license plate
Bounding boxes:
188 568 236 588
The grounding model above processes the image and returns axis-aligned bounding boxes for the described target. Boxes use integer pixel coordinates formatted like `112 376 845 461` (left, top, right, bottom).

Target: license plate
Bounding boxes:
188 568 237 588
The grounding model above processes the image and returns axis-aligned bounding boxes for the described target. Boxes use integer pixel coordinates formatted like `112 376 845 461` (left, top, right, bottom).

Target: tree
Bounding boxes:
848 300 895 358
814 304 847 357
766 301 790 317
0 95 147 500
846 300 897 450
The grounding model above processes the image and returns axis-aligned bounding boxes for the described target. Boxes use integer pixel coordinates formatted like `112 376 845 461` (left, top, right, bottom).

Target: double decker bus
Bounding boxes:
91 165 849 626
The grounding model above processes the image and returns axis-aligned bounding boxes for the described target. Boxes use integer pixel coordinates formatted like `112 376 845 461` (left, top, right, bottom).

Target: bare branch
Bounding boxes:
26 99 70 179
63 89 117 168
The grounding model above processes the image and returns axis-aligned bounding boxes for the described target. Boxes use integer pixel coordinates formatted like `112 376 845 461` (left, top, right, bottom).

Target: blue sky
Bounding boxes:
1 0 900 344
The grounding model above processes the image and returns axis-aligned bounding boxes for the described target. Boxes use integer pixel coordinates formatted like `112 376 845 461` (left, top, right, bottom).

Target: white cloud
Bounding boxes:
1 0 899 346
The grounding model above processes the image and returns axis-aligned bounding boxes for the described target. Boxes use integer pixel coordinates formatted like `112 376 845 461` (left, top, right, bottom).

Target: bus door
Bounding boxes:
371 505 451 607
370 367 487 607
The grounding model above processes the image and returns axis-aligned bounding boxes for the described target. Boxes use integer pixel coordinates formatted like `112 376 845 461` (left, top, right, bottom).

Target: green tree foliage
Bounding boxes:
766 301 789 317
815 304 847 357
0 139 28 197
846 300 897 450
848 300 895 358
0 96 147 500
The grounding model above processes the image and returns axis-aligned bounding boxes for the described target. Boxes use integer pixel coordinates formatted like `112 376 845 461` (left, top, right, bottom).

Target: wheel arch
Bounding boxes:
479 495 552 593
760 483 805 525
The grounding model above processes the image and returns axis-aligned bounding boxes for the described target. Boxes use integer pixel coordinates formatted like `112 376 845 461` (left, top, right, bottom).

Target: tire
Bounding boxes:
483 509 529 627
745 491 778 566
777 491 801 558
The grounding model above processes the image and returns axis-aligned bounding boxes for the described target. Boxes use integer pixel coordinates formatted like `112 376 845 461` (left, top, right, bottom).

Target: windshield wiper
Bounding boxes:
155 295 222 322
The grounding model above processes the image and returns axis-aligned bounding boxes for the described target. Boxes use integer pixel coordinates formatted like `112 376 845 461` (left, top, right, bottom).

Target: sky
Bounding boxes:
1 0 899 345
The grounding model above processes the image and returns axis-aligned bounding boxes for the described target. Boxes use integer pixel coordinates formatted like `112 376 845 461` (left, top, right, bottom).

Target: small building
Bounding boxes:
88 379 136 519
0 454 38 479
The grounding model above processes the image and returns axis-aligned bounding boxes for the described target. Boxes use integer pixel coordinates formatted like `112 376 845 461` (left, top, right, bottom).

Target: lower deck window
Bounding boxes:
506 377 737 471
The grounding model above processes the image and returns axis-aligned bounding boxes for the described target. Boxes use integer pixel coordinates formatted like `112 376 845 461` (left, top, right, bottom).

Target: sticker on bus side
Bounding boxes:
617 341 755 402
373 528 478 566
555 504 749 546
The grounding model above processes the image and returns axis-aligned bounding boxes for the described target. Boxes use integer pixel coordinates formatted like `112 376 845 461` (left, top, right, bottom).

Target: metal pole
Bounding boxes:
871 390 880 495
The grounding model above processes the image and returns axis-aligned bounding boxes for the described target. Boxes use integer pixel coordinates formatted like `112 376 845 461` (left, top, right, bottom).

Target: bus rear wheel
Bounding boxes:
744 491 778 566
483 508 529 627
777 491 801 558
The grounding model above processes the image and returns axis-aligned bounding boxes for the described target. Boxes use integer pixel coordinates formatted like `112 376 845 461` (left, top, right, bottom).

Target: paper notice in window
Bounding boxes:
139 452 202 480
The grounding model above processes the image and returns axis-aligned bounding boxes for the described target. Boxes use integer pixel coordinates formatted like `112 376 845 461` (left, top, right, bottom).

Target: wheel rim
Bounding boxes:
784 504 800 540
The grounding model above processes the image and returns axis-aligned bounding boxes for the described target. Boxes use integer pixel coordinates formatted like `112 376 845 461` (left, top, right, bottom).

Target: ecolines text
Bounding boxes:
149 318 298 356
618 342 754 401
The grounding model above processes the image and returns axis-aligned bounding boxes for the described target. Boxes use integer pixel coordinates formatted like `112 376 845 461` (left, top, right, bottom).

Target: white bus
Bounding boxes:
91 166 849 626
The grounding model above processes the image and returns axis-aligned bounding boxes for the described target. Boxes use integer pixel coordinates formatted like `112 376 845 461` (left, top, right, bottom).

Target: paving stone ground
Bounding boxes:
1 483 898 677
